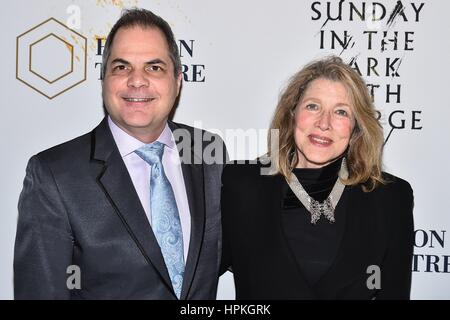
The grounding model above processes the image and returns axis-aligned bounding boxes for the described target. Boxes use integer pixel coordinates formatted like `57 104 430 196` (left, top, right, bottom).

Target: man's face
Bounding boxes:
102 26 181 142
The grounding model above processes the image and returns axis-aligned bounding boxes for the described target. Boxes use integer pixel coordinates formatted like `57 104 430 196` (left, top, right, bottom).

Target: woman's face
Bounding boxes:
294 78 356 168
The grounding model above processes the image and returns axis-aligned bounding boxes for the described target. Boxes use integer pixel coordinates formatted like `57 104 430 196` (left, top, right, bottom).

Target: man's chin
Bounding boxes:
122 114 155 127
125 118 168 131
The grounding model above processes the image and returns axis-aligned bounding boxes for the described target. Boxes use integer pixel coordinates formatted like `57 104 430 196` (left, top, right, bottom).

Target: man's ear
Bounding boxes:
176 72 182 95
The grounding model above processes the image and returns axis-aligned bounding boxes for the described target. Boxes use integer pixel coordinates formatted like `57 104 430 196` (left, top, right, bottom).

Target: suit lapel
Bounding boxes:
168 121 205 300
278 182 352 298
90 118 174 295
313 187 351 291
268 173 317 299
315 186 378 297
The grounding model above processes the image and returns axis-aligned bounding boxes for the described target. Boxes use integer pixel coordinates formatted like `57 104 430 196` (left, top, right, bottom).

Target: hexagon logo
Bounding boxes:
16 18 87 99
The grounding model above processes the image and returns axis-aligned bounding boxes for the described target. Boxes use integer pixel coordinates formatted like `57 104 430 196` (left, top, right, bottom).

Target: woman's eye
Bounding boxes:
335 109 349 117
305 103 318 110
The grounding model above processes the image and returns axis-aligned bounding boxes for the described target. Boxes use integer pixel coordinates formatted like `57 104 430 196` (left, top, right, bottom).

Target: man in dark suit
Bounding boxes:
14 8 226 299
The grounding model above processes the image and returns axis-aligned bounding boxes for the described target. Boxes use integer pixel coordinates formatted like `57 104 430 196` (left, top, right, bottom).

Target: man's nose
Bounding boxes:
127 69 149 88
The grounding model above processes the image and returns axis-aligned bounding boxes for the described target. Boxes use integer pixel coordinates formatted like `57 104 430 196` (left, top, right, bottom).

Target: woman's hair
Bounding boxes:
268 55 385 192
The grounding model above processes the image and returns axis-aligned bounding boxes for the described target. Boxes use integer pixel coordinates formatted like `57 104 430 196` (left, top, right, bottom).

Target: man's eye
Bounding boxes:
147 65 163 72
112 65 128 71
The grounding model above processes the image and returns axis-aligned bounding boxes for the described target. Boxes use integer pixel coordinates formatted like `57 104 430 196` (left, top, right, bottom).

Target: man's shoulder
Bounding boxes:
169 120 227 165
33 118 110 164
168 120 223 141
33 128 96 167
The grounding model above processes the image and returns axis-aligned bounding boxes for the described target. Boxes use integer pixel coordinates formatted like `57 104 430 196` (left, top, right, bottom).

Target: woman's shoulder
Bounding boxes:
363 172 414 210
374 173 414 232
377 172 413 197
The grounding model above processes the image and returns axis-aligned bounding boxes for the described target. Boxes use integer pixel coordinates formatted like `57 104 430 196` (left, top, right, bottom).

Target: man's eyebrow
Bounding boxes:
145 59 167 65
109 58 168 67
110 58 130 65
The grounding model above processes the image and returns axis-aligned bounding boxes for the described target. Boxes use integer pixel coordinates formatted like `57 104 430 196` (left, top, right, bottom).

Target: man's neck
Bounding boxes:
111 119 167 144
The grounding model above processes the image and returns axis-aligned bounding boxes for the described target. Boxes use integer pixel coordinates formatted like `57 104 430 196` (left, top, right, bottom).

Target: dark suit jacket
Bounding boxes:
14 118 226 299
221 161 414 299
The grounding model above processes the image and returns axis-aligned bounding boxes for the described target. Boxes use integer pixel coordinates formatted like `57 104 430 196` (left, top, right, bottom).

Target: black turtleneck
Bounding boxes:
281 157 347 286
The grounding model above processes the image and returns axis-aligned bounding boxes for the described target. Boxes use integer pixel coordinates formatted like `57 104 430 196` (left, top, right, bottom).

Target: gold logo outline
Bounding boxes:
29 33 74 84
16 17 87 99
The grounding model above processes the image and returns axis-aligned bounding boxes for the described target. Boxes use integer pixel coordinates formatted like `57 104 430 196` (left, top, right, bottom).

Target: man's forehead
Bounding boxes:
110 26 169 53
114 25 167 43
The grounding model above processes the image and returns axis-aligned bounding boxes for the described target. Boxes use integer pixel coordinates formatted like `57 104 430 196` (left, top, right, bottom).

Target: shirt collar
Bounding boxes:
107 116 176 157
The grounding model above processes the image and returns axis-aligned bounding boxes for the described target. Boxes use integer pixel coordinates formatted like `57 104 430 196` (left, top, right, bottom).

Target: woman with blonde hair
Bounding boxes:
221 56 414 299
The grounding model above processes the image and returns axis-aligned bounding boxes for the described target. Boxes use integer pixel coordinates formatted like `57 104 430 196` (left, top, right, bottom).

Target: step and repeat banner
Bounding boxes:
1 0 448 299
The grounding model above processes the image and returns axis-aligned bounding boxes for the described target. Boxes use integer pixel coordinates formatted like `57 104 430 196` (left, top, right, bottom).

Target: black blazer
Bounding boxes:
14 118 225 299
221 161 414 300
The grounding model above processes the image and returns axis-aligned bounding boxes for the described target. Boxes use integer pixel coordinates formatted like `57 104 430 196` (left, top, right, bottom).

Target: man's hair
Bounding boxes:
268 56 385 192
101 8 181 79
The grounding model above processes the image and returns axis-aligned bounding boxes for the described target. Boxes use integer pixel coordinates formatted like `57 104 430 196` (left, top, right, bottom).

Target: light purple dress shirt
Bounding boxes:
108 117 191 262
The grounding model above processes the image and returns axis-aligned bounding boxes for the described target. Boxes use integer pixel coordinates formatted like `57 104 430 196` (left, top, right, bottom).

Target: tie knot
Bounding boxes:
135 141 165 165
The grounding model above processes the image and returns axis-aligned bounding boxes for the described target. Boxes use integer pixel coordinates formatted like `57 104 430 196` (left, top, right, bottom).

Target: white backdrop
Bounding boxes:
1 0 449 299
